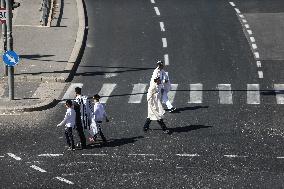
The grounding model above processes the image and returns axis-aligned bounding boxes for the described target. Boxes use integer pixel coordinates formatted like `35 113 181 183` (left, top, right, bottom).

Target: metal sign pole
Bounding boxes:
1 0 8 76
6 0 14 100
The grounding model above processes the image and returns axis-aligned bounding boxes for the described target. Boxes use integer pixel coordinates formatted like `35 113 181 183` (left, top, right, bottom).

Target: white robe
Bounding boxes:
147 83 165 120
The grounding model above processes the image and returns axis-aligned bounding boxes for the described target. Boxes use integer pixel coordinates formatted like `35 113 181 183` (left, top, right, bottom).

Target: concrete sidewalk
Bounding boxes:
0 0 86 113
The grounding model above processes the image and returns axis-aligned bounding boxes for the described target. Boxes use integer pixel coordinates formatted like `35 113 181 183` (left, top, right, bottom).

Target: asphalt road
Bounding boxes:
1 0 284 188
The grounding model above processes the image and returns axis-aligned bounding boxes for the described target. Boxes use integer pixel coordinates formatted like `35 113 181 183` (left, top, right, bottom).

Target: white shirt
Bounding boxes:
92 102 107 122
58 108 76 128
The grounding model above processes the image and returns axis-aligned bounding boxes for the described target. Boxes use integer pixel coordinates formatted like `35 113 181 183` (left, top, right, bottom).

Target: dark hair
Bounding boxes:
156 60 163 65
65 100 73 107
93 94 101 100
153 77 160 83
75 87 81 94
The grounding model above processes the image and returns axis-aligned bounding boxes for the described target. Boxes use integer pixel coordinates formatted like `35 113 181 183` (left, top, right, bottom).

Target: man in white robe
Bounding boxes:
143 78 170 134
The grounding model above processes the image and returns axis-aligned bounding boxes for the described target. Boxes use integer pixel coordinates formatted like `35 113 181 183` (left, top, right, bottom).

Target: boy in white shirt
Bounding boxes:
57 100 76 151
91 94 109 144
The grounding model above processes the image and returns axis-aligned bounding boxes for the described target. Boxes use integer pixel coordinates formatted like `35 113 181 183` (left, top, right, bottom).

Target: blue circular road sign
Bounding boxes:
3 51 19 67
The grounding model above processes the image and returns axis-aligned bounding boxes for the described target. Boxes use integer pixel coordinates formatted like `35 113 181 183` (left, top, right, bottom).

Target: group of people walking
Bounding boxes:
57 60 176 150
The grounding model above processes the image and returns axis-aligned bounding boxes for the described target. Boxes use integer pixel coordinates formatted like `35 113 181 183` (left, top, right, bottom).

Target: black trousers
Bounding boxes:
93 121 107 142
76 125 86 148
65 127 75 149
144 118 168 131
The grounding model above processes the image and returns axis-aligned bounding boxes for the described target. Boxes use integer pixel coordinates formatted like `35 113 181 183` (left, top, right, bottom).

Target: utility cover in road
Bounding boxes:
3 51 20 67
0 7 7 24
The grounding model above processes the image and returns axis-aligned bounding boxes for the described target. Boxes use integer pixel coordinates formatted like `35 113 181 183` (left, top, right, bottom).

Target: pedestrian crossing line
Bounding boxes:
274 84 284 104
247 84 260 104
189 83 203 104
98 83 117 103
61 83 83 102
168 84 178 103
218 84 233 104
128 83 148 103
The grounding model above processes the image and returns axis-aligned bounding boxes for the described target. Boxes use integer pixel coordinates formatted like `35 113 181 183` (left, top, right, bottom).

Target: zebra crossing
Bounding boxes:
61 83 284 105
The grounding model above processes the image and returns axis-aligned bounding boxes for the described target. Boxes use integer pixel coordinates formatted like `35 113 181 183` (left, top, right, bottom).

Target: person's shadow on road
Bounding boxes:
87 136 144 149
170 125 213 133
169 106 209 113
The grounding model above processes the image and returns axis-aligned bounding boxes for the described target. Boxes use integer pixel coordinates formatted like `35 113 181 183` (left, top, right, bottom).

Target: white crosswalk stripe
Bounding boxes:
189 83 203 104
247 84 260 104
98 83 117 103
218 84 233 104
60 83 284 105
128 84 147 103
274 84 284 104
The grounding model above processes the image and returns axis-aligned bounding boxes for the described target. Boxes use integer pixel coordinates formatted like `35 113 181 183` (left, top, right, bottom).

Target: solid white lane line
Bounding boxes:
250 37 255 43
164 54 169 65
55 177 74 185
98 83 116 103
151 0 155 3
104 68 118 78
7 153 22 161
258 71 263 79
254 52 260 59
128 154 156 156
168 84 178 103
247 84 260 104
256 61 262 67
82 154 107 156
245 24 250 28
247 30 253 35
252 43 258 49
61 83 83 101
30 165 47 173
162 38 167 48
154 7 160 16
176 154 200 157
224 155 248 158
274 84 284 104
229 2 235 7
189 83 203 104
160 22 165 31
128 83 147 103
234 8 241 14
38 154 63 157
218 84 233 104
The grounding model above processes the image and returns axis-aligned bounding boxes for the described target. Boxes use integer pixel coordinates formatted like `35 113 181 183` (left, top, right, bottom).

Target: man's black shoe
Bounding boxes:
169 107 177 113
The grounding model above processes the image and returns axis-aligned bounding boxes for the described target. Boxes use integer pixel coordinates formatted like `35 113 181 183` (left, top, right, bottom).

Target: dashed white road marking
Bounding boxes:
247 30 253 35
38 154 63 157
154 7 160 16
277 157 284 159
150 0 155 3
128 83 147 103
252 43 258 49
274 84 284 104
162 38 167 48
0 156 4 158
98 83 117 103
164 54 169 65
189 83 203 104
168 84 178 103
176 154 200 157
61 83 83 102
254 52 260 59
30 165 47 173
256 61 262 67
258 71 263 79
218 84 233 104
239 14 244 18
250 37 255 43
128 154 156 156
247 84 260 104
245 24 250 29
160 22 165 32
104 68 118 78
55 177 74 185
229 2 235 6
242 19 247 23
224 155 248 158
234 8 241 14
7 153 22 161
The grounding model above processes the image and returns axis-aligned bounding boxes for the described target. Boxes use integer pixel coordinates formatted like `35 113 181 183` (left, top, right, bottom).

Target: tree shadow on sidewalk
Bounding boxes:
87 136 144 149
